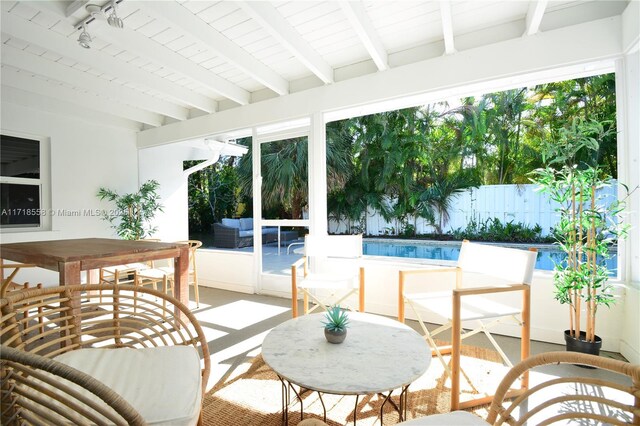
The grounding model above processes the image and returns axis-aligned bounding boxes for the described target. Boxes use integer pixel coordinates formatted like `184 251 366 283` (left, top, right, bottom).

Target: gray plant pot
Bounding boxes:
324 328 347 344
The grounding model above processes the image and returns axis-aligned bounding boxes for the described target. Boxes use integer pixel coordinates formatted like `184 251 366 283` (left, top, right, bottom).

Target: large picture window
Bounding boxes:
1 133 47 229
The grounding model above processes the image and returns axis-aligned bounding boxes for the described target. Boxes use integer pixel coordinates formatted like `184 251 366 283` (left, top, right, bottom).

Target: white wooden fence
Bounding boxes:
329 182 618 236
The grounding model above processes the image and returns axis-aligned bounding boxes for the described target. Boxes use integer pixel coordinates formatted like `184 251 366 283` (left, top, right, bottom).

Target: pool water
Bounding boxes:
362 240 618 273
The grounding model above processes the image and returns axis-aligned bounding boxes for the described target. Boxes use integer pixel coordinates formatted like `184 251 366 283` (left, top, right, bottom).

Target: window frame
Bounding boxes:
0 130 51 233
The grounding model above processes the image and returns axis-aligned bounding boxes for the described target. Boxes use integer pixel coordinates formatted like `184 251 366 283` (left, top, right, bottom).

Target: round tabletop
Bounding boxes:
262 312 430 395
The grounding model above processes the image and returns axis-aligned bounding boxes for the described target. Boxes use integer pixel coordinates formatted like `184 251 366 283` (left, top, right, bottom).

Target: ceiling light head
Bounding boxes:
85 4 102 16
77 24 92 49
107 0 124 29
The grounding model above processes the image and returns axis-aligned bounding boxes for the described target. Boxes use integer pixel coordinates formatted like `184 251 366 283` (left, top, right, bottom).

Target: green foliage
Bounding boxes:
188 74 617 244
322 305 350 332
186 159 239 232
530 117 630 343
451 217 548 243
97 180 162 240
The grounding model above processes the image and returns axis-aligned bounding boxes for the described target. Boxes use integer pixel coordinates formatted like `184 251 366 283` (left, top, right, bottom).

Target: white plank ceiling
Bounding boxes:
0 0 631 131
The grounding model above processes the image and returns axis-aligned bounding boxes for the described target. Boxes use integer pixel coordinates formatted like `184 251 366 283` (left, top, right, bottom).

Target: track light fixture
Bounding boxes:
107 0 124 29
77 0 124 48
77 24 92 49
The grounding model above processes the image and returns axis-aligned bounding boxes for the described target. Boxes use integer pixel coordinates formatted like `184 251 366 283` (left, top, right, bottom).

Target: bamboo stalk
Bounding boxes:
573 180 582 339
588 184 597 343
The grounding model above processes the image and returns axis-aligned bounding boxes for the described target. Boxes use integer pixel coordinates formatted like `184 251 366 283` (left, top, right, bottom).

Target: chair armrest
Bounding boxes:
453 283 529 296
291 258 306 269
399 267 459 276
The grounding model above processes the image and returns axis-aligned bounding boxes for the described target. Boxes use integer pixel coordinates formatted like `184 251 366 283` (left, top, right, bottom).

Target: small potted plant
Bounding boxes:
531 118 630 356
323 305 350 344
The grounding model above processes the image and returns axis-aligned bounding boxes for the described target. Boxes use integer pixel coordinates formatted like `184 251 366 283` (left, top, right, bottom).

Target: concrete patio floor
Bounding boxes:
187 285 629 396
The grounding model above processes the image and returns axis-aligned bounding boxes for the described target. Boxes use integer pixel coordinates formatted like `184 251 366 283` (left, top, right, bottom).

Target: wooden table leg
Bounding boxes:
59 261 81 348
173 245 190 317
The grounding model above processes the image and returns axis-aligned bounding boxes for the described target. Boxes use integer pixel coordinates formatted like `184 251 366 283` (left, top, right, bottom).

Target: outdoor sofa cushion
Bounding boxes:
55 346 202 426
239 218 254 231
221 218 241 229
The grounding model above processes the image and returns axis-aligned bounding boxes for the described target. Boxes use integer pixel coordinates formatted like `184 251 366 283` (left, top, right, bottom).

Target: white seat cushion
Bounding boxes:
406 291 521 321
55 346 202 426
398 411 489 425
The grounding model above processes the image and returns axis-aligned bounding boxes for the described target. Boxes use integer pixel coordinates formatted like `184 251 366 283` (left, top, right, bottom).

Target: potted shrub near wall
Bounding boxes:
531 118 630 356
97 180 163 240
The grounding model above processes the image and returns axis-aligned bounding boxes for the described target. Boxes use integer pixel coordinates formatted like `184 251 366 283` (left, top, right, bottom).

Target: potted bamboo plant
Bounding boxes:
531 118 629 355
97 180 163 240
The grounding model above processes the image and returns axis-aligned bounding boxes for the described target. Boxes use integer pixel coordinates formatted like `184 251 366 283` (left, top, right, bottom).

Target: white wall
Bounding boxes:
1 101 138 285
138 144 191 242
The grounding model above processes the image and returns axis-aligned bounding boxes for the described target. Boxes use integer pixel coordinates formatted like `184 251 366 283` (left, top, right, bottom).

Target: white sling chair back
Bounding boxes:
398 240 537 410
291 234 365 318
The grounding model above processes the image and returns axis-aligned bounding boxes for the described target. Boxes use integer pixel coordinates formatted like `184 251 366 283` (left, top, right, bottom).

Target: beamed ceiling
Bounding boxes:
0 1 632 132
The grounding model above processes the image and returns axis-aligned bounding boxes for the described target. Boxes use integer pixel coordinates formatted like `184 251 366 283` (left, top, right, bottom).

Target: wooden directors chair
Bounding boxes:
398 240 537 410
291 234 365 318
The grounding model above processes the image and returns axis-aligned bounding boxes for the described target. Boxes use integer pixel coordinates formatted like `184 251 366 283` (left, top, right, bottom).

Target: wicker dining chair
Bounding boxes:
136 240 203 307
1 260 44 333
0 283 211 425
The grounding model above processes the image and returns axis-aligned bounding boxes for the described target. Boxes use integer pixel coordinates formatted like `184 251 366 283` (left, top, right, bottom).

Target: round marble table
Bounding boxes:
262 312 430 424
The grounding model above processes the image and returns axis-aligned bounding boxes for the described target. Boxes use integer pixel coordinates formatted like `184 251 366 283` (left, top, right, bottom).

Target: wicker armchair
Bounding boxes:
0 283 211 425
1 345 146 425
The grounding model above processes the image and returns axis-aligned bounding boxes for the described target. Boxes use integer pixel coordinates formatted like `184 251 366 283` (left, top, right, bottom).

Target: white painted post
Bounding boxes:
252 127 262 293
309 112 328 236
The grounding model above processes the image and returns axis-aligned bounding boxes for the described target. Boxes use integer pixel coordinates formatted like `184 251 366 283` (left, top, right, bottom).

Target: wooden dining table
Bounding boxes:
0 238 190 315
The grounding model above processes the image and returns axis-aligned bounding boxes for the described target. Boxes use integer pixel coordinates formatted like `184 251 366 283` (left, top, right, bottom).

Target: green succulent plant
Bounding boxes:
322 305 350 332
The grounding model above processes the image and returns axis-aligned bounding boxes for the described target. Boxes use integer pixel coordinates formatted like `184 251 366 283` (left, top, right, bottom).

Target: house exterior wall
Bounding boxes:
0 101 138 285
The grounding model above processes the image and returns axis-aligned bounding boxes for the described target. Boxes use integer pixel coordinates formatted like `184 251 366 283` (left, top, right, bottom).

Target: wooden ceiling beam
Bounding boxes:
524 0 548 36
137 1 289 96
439 1 456 55
2 69 164 127
2 85 142 131
339 1 388 71
241 1 334 84
2 13 218 114
87 17 250 105
2 45 189 121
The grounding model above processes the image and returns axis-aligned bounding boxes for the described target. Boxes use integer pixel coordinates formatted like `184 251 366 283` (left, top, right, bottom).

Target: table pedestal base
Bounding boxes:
277 375 410 425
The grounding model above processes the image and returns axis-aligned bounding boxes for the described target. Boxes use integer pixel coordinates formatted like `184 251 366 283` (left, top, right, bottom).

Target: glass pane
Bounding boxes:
0 183 41 227
261 137 308 220
186 137 253 251
0 135 40 178
262 225 307 275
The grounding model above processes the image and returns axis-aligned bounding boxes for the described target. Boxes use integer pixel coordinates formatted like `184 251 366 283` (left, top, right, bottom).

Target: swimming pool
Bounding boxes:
362 240 618 273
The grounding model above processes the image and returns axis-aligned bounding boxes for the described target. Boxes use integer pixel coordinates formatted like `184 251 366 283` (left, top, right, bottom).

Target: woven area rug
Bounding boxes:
202 345 509 425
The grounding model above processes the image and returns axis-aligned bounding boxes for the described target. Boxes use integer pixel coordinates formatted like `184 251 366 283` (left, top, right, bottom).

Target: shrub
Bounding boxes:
451 217 551 243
